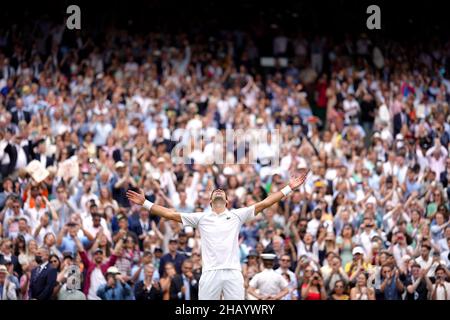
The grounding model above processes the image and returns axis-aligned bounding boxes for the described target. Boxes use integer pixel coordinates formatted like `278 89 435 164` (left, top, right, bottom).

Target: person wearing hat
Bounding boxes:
247 252 289 300
74 235 121 300
127 168 308 300
345 246 372 282
0 264 17 300
96 266 134 300
242 250 261 286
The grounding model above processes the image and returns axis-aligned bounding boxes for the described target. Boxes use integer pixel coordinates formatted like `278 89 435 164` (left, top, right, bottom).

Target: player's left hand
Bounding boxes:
288 169 309 190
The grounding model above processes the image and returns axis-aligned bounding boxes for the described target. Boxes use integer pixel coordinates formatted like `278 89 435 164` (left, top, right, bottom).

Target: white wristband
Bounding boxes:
143 200 154 212
281 185 293 197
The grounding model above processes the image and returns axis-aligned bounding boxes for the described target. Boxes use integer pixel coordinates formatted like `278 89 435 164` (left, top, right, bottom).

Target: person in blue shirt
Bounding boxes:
378 264 405 300
97 267 134 300
56 222 92 256
158 239 186 276
130 251 160 283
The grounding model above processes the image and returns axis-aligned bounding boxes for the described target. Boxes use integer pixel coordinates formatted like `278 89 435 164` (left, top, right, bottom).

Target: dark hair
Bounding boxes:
341 223 354 237
49 254 61 271
210 188 228 200
332 280 347 295
162 262 176 278
14 235 26 256
435 265 446 274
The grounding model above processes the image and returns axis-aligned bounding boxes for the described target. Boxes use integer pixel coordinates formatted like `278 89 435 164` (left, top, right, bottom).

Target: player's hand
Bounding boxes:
289 169 309 190
126 189 145 205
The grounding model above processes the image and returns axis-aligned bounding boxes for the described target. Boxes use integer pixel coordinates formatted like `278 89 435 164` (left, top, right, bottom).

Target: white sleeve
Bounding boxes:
278 275 289 290
248 274 259 289
232 205 256 224
179 212 205 229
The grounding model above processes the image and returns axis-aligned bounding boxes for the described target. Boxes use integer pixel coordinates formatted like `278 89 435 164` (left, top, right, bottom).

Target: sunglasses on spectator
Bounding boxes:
50 259 59 263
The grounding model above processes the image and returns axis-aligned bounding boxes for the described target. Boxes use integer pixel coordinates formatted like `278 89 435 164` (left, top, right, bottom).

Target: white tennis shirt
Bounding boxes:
180 205 255 272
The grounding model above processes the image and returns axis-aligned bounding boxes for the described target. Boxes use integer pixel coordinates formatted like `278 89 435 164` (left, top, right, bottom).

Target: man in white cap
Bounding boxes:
247 253 289 300
126 168 309 300
345 246 372 281
96 266 133 300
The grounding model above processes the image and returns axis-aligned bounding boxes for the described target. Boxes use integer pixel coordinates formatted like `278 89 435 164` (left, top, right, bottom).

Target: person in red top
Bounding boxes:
301 271 327 300
74 236 122 299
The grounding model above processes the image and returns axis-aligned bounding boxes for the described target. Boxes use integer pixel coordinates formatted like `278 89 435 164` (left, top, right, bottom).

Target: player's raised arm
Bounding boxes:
126 189 182 223
254 169 309 215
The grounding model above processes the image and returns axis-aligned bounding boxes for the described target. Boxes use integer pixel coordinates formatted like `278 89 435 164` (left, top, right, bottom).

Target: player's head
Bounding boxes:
210 188 228 210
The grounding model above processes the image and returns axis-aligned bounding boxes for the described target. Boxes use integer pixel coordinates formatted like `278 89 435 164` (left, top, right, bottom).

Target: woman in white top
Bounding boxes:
431 266 450 300
350 272 375 300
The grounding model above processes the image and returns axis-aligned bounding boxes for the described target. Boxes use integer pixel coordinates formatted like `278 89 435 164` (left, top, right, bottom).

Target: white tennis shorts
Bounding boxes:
198 269 245 300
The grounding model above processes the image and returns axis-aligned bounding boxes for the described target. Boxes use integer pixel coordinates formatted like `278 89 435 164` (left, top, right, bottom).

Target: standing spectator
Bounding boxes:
275 254 297 298
350 272 375 300
134 264 163 300
378 264 404 300
160 262 177 300
29 247 57 300
430 266 450 300
300 271 327 300
247 253 289 300
329 280 349 300
404 263 430 300
159 238 186 276
0 264 17 300
169 259 199 300
96 266 134 300
76 237 120 300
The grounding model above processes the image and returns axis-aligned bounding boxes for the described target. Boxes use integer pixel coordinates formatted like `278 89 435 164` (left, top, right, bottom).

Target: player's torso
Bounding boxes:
198 210 241 242
197 210 242 270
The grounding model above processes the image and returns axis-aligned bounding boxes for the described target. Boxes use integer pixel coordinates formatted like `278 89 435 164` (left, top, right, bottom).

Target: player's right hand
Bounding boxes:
126 189 145 205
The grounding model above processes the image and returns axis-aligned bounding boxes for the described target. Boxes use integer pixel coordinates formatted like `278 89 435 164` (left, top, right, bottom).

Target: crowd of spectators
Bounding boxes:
0 17 449 300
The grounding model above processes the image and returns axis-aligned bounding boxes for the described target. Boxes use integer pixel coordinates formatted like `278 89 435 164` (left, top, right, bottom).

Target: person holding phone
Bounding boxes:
300 271 327 300
430 266 450 300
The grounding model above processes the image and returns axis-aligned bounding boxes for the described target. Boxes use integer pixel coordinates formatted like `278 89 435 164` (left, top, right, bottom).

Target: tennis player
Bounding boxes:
126 169 309 300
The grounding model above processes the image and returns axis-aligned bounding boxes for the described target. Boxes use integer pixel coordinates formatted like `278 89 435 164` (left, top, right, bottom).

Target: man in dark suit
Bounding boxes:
29 247 57 300
170 259 199 300
0 129 18 179
129 207 153 250
134 264 163 300
0 238 21 277
11 98 31 125
31 139 54 168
